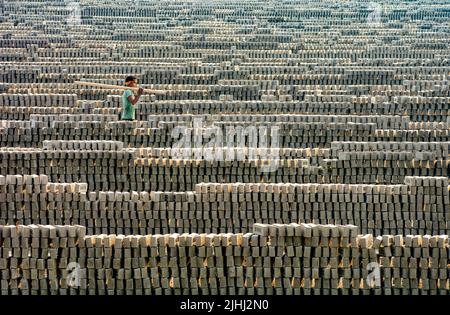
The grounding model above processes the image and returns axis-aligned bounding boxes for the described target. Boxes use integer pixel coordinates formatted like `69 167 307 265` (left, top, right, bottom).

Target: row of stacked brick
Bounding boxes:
2 69 447 100
2 94 448 123
0 146 447 191
4 55 446 76
1 175 448 236
0 94 78 107
1 81 447 105
104 96 450 122
2 95 448 122
2 50 448 91
4 81 448 101
0 223 448 295
322 141 449 184
4 86 115 101
1 121 449 148
0 97 115 119
148 114 410 129
12 61 446 90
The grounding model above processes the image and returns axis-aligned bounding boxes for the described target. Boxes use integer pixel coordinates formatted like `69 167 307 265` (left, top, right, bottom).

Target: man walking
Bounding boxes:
121 76 144 121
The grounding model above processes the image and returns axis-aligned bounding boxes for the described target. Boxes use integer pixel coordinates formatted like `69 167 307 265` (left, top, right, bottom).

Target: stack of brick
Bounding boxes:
0 107 84 121
0 148 136 191
0 175 87 226
1 223 449 295
0 224 86 295
321 153 448 184
103 97 449 122
30 114 119 124
0 94 77 107
374 129 450 143
1 176 448 236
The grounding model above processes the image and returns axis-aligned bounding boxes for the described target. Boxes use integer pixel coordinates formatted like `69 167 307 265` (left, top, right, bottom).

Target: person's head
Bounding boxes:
125 76 138 88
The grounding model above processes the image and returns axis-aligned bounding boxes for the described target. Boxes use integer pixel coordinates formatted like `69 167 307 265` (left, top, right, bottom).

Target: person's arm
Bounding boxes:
127 88 144 105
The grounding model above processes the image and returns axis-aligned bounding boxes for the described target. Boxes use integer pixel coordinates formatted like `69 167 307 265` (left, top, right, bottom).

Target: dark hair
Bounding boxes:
125 76 137 83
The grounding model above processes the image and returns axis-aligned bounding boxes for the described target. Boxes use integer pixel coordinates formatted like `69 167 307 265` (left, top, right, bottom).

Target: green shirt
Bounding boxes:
121 89 135 120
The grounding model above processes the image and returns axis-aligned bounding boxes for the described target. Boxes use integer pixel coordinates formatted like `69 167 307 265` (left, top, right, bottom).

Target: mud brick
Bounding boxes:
253 223 269 236
359 235 373 249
